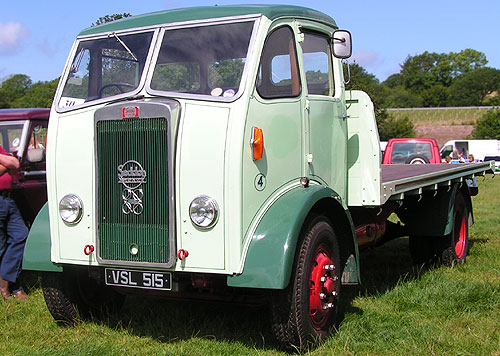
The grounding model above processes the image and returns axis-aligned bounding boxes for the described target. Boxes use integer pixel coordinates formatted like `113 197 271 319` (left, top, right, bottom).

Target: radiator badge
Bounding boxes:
118 160 146 215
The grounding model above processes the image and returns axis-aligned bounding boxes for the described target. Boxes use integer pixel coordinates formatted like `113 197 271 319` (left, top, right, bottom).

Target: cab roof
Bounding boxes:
0 108 49 121
78 5 336 36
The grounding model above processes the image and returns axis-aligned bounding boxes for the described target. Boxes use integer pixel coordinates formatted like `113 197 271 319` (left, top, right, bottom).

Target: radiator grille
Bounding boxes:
96 118 170 264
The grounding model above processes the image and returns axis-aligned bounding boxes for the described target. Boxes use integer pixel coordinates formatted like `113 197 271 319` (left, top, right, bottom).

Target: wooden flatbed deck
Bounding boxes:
380 162 493 204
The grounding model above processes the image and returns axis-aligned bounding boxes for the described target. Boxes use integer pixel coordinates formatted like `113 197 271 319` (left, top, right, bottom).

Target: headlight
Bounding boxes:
189 195 219 228
59 194 83 224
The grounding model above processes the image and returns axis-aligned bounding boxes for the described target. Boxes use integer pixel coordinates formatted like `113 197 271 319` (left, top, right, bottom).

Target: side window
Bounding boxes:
256 26 301 98
302 32 333 96
26 122 48 164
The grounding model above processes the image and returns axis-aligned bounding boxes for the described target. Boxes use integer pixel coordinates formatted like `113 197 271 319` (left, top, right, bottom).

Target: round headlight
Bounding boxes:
59 194 83 224
189 195 219 228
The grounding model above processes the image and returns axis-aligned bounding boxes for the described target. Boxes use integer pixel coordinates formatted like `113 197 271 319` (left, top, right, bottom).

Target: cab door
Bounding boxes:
242 25 304 233
300 30 347 197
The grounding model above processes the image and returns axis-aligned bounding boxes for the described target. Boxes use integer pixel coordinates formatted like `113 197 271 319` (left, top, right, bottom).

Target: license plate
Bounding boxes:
105 268 172 291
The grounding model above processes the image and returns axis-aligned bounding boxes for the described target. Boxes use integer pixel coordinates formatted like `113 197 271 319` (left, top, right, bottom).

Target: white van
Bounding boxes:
440 140 500 161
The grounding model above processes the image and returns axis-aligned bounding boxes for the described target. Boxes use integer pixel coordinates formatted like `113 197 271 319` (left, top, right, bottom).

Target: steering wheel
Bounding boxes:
98 82 135 98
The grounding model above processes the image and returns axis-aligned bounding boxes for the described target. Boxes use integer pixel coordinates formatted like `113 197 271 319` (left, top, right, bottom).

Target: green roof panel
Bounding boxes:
78 5 336 36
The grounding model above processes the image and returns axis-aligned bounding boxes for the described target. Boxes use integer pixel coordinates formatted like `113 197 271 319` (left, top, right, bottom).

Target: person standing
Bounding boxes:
0 144 28 300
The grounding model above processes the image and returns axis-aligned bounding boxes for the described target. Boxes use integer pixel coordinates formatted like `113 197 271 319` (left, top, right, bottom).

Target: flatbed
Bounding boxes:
381 162 493 204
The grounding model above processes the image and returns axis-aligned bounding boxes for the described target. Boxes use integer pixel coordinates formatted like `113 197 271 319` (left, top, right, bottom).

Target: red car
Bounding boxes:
0 109 49 226
382 138 441 165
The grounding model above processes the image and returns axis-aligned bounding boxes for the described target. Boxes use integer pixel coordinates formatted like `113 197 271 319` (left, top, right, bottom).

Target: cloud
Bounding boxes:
351 49 403 81
0 22 29 55
352 49 383 68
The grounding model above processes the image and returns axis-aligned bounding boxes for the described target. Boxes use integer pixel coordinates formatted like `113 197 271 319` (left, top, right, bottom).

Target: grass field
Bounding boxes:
1 178 499 355
387 107 496 127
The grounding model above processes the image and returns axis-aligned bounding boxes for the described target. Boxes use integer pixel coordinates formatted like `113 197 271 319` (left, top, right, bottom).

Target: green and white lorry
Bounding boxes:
23 5 494 350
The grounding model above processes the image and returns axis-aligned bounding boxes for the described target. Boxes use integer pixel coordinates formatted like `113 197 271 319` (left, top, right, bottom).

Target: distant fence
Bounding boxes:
387 106 500 111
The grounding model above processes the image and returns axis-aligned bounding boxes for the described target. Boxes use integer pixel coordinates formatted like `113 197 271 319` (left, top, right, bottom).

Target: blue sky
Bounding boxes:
1 0 499 83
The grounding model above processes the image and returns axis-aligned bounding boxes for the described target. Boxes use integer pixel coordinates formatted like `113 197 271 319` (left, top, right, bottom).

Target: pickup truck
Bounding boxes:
0 108 49 226
382 138 441 164
22 5 494 350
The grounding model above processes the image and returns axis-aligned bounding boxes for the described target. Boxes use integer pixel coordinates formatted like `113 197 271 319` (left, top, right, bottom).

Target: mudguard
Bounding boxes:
227 185 358 289
402 184 472 236
22 203 62 272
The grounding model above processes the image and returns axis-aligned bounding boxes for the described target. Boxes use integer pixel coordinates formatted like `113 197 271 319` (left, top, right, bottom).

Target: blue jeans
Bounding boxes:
0 196 28 293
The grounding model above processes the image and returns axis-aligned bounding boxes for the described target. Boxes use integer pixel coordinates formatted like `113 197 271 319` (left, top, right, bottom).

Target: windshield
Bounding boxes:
150 21 254 99
58 31 154 109
391 142 432 164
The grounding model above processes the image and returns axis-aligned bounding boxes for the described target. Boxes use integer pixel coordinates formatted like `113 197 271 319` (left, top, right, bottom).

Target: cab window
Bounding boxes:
301 32 333 96
256 26 301 98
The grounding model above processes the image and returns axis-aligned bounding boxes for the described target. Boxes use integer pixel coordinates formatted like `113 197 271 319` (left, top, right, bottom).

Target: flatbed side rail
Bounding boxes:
380 162 494 204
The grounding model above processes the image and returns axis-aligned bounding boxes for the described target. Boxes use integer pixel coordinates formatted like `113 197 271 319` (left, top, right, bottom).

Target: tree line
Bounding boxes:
348 48 500 109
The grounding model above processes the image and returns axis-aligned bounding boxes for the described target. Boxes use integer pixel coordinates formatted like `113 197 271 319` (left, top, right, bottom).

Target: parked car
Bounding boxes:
483 155 500 174
382 138 441 164
0 109 49 226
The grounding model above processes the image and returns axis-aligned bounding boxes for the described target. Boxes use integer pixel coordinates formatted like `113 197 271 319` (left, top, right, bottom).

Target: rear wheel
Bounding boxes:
442 191 469 265
42 267 125 324
270 216 341 351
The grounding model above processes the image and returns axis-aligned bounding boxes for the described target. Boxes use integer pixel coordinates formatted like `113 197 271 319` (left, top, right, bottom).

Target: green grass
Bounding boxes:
387 107 494 126
2 178 500 355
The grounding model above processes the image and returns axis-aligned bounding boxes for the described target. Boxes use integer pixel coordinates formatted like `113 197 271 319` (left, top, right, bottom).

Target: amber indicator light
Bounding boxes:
251 127 264 160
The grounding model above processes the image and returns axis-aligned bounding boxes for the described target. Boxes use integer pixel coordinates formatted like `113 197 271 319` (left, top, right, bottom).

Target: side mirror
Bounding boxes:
26 148 45 163
332 30 352 59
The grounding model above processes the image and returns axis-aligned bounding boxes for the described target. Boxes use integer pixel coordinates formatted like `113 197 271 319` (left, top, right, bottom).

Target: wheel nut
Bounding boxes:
319 292 327 300
323 303 334 310
323 264 335 271
320 276 327 282
332 291 338 297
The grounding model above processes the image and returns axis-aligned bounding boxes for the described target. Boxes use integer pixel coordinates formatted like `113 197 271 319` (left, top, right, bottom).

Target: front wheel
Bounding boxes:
270 216 341 351
42 267 125 324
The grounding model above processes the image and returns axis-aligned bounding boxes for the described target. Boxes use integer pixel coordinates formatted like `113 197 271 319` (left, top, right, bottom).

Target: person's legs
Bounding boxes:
2 197 28 298
0 196 11 299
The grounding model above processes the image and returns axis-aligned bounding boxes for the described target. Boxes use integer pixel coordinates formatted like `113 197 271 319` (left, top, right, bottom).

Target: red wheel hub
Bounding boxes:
308 243 337 330
454 214 466 258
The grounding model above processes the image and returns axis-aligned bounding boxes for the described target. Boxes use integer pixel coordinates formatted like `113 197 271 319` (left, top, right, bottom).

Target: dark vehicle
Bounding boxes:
484 156 500 174
0 109 49 226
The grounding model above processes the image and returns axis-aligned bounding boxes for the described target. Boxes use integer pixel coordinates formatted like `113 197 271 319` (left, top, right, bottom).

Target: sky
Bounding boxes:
1 0 499 84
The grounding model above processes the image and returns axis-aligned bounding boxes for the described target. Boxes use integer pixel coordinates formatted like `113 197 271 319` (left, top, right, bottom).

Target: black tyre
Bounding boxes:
409 191 469 267
270 216 341 351
442 191 469 265
405 154 430 164
42 268 125 324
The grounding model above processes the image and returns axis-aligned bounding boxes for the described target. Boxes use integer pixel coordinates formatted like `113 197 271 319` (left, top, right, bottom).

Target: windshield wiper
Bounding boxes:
109 32 138 62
